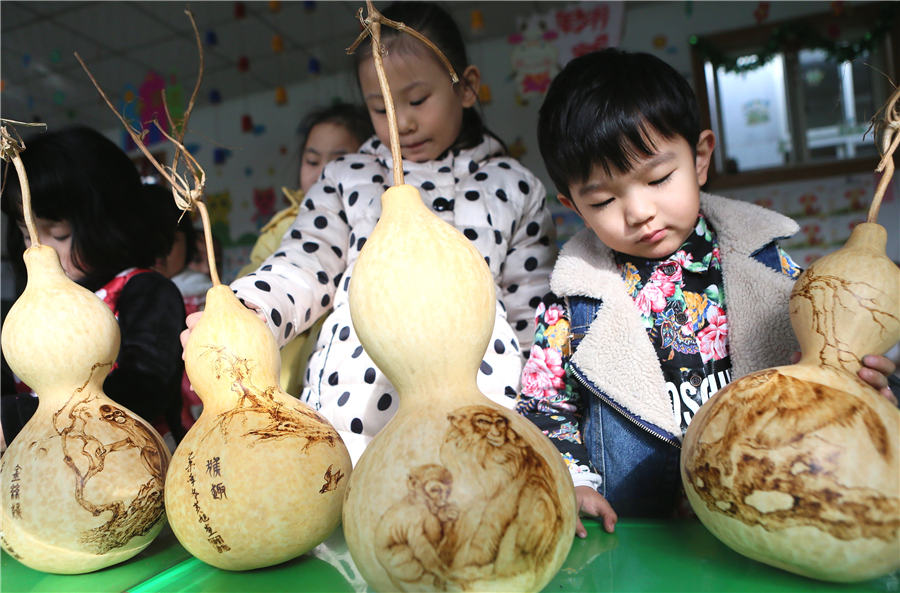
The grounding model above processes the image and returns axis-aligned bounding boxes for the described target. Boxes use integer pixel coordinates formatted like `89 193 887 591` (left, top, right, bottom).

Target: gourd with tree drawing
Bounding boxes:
0 123 170 574
680 87 900 583
77 12 352 571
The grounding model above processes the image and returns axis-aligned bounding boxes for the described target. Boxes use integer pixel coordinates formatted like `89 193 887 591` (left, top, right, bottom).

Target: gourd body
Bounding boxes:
681 223 900 582
165 285 351 571
0 245 169 574
345 185 576 592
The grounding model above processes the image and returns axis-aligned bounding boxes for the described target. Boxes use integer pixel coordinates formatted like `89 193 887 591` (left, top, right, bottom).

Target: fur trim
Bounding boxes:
551 193 799 430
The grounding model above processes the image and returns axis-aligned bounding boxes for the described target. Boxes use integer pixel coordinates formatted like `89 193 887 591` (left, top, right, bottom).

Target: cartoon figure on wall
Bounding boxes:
508 18 559 104
205 189 233 244
138 71 168 145
509 3 625 105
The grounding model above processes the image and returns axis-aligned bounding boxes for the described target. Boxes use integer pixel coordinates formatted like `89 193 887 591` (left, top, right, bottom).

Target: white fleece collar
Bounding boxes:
550 193 800 436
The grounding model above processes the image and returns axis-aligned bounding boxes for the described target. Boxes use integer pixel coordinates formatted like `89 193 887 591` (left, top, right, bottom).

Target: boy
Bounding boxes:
517 48 897 537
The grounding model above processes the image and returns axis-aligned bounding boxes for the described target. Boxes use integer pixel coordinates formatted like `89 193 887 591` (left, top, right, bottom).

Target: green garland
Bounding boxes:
689 3 897 74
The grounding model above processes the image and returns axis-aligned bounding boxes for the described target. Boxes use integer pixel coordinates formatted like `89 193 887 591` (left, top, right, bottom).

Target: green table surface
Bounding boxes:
2 519 898 593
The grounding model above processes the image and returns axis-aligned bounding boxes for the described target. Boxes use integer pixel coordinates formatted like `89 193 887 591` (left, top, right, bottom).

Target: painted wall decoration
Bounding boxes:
509 2 625 103
729 172 898 266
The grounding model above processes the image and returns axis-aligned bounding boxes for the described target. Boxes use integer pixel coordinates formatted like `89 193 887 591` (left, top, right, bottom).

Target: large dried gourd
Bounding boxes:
342 8 574 590
1 233 169 573
680 98 900 582
344 183 576 592
164 272 352 571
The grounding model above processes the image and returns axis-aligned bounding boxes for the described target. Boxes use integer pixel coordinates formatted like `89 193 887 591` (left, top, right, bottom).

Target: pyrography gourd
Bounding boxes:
0 125 170 574
680 89 900 583
341 5 576 592
71 11 353 569
165 279 352 570
135 39 351 573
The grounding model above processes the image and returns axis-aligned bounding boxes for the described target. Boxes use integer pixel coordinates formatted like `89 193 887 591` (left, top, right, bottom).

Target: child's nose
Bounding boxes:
624 194 657 226
395 107 416 134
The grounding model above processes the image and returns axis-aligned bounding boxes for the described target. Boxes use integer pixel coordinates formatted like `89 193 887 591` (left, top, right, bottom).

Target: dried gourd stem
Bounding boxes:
0 124 39 246
194 201 221 286
359 1 403 185
75 52 183 192
348 0 459 185
76 9 221 287
868 83 900 223
164 8 204 205
347 8 458 84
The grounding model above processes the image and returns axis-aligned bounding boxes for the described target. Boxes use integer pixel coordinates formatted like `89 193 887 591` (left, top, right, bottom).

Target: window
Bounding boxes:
690 3 898 189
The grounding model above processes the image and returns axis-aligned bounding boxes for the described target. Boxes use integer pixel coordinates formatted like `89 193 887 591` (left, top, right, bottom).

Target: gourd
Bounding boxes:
76 15 352 569
680 88 900 582
341 5 576 591
0 123 170 574
165 279 351 570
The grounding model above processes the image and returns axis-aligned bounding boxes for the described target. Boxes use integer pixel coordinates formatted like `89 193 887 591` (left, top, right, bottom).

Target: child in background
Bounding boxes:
190 1 557 463
1 126 188 449
516 49 897 537
239 102 374 278
236 103 373 397
151 184 212 315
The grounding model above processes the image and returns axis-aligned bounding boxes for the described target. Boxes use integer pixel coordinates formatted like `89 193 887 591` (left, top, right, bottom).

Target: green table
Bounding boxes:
2 520 897 592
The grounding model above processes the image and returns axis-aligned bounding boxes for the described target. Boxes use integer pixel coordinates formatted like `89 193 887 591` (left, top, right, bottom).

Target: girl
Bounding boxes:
237 103 373 398
200 1 557 463
239 102 373 277
1 126 187 449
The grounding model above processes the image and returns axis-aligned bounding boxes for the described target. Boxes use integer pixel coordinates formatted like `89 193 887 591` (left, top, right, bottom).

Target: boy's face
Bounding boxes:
559 129 715 260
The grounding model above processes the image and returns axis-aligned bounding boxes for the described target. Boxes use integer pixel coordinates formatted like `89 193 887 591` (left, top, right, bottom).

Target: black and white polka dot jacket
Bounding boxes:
231 134 556 462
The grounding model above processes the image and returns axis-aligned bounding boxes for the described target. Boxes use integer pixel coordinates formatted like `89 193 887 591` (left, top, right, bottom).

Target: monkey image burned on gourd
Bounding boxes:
374 405 564 589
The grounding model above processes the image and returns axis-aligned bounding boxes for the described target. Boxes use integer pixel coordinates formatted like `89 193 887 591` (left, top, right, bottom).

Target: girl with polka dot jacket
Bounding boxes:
225 2 556 462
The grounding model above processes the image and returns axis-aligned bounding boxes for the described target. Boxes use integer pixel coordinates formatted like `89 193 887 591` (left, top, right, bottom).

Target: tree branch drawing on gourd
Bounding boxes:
1 122 170 564
77 10 336 451
50 362 167 554
791 273 900 369
196 346 340 450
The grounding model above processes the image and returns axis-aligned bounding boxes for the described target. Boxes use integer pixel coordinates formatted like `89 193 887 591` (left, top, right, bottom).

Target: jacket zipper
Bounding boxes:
571 367 681 449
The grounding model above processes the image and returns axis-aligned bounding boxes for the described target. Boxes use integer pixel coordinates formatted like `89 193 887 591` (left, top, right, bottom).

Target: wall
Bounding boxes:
108 1 894 282
2 1 894 296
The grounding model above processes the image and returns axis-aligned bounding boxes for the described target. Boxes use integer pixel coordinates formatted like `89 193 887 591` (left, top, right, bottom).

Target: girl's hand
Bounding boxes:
180 303 267 357
859 354 898 405
574 485 617 537
180 311 204 355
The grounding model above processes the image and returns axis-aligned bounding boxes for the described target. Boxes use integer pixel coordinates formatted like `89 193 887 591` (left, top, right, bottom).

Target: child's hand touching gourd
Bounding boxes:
859 354 898 405
789 352 897 405
180 303 268 356
574 485 618 537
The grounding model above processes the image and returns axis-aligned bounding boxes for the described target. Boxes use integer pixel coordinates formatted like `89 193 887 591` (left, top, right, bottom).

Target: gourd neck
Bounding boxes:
844 222 886 252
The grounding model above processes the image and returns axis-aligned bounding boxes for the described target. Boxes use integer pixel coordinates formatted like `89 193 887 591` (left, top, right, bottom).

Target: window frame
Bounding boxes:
690 3 900 191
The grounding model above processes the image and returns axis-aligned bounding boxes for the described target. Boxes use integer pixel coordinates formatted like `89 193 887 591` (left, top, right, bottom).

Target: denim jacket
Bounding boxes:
518 193 800 516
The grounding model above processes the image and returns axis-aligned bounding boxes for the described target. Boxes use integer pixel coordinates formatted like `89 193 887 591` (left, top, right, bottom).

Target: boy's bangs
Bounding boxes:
586 116 666 178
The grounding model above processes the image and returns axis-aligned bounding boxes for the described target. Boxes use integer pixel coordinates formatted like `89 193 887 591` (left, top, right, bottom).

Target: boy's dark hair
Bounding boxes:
538 48 701 198
2 125 166 292
298 102 374 153
352 1 503 154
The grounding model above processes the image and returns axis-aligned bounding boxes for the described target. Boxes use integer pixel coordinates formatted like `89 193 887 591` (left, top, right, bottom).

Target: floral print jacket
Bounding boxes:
516 196 801 489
